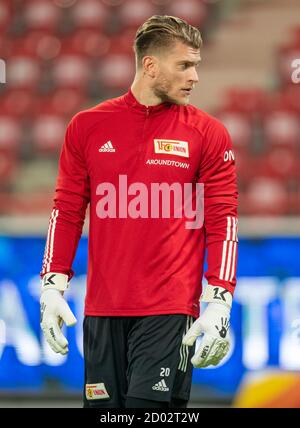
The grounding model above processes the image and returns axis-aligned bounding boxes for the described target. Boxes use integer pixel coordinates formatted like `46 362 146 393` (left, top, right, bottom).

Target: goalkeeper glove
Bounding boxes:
40 273 77 355
182 285 232 368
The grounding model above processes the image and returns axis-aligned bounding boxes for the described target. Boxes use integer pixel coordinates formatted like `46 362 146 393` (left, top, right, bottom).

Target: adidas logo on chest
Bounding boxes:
99 141 116 152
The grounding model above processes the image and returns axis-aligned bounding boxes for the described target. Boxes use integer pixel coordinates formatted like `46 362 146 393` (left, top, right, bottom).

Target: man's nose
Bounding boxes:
188 67 199 84
189 67 199 84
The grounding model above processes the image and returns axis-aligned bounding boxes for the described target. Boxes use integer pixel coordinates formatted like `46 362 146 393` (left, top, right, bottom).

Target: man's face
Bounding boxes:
151 41 201 106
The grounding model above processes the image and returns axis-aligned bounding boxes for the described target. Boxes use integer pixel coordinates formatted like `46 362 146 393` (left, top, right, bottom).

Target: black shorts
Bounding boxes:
83 314 195 408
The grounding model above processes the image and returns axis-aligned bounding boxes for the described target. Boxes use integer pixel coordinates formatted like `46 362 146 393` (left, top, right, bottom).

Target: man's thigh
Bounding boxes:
83 316 133 408
126 314 195 405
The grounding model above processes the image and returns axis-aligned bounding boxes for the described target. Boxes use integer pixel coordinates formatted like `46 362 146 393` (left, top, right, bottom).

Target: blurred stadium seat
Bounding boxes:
256 147 299 181
262 108 300 148
0 0 13 34
243 176 289 216
0 89 38 119
51 54 90 89
166 0 207 29
12 30 62 61
71 0 109 31
0 116 20 189
0 191 53 214
278 84 300 115
24 0 62 32
215 109 253 149
7 55 41 89
0 115 21 151
31 114 66 154
223 88 268 118
97 52 135 91
118 0 158 30
0 150 18 189
108 29 137 55
61 30 110 58
38 88 87 117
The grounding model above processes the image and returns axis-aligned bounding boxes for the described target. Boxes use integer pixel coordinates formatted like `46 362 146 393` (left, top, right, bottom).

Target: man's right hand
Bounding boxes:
40 273 77 355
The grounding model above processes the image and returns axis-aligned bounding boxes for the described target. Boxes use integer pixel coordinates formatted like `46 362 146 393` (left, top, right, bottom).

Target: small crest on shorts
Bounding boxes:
85 382 110 400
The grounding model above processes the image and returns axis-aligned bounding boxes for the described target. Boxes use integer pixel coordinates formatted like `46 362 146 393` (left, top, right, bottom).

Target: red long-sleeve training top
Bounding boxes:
41 89 238 318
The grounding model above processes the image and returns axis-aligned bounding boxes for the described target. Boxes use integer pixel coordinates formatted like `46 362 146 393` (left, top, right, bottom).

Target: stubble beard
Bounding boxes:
152 78 187 106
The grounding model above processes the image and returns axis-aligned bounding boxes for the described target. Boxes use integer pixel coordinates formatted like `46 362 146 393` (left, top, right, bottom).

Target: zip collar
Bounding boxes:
123 88 173 115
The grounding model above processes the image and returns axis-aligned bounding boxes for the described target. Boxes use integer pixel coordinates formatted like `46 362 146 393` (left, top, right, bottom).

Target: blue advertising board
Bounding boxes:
0 236 300 396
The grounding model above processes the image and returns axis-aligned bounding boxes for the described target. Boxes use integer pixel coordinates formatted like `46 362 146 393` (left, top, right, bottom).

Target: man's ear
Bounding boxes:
142 55 158 78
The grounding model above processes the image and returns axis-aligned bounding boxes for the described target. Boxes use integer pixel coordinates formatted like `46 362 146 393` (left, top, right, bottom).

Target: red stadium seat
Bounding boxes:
71 0 109 31
38 88 87 118
165 0 207 29
0 89 38 119
118 0 158 30
223 88 268 117
108 29 137 55
31 115 66 154
0 147 18 182
52 54 90 89
0 34 13 59
0 150 18 189
0 192 53 215
0 114 20 188
61 30 110 58
287 185 300 215
97 53 135 90
254 147 300 182
7 55 41 90
0 116 21 151
0 0 13 34
12 30 62 61
23 0 62 32
278 84 300 115
243 177 289 216
234 149 256 185
215 110 253 149
262 109 300 147
292 26 300 44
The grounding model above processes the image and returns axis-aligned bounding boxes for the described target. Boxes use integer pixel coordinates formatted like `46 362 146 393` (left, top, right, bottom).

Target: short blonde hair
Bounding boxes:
134 15 202 67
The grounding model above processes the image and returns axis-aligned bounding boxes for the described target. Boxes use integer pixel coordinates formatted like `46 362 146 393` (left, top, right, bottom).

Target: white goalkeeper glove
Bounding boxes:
40 273 77 355
182 285 232 368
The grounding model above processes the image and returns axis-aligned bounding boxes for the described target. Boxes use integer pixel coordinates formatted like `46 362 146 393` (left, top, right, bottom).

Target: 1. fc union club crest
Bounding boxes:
85 383 110 400
154 139 189 158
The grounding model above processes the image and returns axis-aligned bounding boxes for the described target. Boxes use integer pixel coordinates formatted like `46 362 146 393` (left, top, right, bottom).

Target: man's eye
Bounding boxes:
180 63 200 70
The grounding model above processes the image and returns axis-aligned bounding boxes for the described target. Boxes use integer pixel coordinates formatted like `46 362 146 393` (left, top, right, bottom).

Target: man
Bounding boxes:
40 15 238 408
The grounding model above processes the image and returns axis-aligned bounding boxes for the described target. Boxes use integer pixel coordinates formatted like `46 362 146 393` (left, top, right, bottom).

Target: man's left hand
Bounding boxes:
182 285 232 368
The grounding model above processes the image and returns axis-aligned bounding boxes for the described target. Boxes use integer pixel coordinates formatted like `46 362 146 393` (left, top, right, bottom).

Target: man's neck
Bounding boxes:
131 76 163 107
